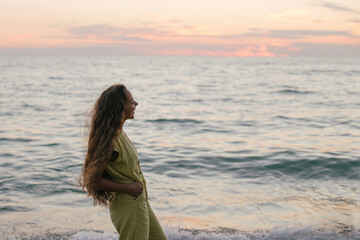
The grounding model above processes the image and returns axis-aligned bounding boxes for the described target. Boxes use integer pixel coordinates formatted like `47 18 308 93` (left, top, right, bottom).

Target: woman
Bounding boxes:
79 84 167 240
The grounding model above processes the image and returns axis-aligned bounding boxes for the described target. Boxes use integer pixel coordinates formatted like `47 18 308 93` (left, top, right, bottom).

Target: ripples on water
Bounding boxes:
0 56 359 239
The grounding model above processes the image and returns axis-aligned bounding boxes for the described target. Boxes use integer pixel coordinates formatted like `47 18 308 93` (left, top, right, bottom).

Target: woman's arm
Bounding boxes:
95 178 143 197
94 151 143 197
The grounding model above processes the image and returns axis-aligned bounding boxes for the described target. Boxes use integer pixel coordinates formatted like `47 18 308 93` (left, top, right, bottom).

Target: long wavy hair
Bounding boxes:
79 84 127 206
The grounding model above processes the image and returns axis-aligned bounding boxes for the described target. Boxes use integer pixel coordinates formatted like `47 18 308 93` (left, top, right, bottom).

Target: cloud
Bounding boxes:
151 45 276 57
53 23 243 42
232 46 275 57
347 19 360 23
68 24 121 36
62 24 172 42
242 29 356 39
181 28 357 41
268 10 322 23
309 1 360 14
49 22 358 46
286 42 360 57
36 21 359 57
57 23 234 42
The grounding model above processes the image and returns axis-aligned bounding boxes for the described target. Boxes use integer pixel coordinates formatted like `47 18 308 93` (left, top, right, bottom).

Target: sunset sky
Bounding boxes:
1 0 359 56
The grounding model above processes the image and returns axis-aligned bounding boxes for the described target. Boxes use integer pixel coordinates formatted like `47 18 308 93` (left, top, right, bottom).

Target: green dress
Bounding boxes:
105 131 167 240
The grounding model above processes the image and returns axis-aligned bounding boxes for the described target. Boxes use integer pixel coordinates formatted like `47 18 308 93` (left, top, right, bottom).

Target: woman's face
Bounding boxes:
123 89 138 121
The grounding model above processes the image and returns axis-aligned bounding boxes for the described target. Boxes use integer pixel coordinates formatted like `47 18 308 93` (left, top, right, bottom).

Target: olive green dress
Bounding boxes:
105 131 167 240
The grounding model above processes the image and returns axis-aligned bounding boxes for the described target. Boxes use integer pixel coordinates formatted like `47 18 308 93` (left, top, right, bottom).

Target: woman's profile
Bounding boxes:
79 84 167 239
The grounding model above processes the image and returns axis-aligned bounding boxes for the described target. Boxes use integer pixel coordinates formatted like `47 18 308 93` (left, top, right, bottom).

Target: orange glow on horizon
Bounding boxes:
149 46 276 57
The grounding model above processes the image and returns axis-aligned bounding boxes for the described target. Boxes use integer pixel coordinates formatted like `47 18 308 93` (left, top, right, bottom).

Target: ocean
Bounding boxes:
0 56 359 240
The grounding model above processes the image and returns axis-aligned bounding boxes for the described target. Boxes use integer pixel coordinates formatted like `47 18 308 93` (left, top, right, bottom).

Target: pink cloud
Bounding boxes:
148 45 276 57
4 21 359 57
232 46 275 57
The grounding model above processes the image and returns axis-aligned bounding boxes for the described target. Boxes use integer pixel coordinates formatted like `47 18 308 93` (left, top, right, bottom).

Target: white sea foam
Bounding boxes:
70 231 118 240
67 226 360 240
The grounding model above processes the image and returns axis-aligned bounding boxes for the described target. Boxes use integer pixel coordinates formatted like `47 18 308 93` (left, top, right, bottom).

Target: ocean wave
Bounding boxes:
0 205 32 212
262 157 360 180
6 226 359 240
275 89 313 94
147 118 203 124
152 154 360 180
164 226 360 240
0 137 35 143
48 76 65 80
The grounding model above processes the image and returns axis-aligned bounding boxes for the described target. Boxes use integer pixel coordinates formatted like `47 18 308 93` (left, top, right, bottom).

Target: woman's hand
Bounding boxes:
95 178 143 197
128 181 143 197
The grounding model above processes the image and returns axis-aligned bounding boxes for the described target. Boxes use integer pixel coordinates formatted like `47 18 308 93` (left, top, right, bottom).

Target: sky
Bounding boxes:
0 0 359 57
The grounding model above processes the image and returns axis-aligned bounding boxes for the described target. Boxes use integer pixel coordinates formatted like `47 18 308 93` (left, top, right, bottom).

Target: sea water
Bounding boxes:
0 56 359 239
